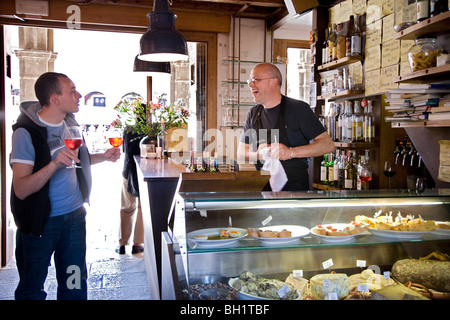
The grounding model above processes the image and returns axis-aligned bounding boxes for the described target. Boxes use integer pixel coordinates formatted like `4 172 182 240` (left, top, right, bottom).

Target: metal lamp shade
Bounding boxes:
138 1 188 62
133 55 171 74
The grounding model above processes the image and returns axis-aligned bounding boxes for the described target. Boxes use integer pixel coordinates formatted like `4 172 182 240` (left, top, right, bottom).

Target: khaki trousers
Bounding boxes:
119 178 144 246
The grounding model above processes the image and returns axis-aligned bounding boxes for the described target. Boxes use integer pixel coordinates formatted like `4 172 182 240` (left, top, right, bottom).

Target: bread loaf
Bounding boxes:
391 259 450 292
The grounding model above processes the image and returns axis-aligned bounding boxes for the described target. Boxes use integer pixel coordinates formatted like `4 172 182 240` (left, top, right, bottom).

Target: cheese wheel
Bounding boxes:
310 273 350 300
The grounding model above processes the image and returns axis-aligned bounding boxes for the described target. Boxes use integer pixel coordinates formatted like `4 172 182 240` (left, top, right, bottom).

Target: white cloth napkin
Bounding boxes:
261 147 287 192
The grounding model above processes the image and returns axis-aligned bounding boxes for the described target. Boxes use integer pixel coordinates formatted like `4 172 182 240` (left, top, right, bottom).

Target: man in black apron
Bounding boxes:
238 63 335 191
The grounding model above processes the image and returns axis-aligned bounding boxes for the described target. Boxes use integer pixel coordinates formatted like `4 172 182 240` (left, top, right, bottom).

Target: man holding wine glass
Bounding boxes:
10 72 120 300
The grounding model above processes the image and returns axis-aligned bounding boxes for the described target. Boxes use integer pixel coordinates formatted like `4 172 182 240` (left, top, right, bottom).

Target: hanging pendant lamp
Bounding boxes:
133 55 171 75
138 0 188 62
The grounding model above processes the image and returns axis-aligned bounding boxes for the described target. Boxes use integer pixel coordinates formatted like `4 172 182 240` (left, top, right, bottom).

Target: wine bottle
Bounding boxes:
344 151 356 190
352 100 363 142
364 100 375 142
189 151 198 172
322 28 329 64
345 16 355 57
320 153 329 185
417 0 430 22
351 15 362 56
328 152 335 186
329 24 337 62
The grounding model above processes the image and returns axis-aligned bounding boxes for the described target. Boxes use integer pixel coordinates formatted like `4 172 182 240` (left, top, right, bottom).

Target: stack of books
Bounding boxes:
384 82 450 122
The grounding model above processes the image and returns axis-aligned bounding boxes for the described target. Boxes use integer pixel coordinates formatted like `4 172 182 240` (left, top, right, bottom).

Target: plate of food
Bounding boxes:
187 228 248 248
311 222 368 242
431 221 450 237
228 271 301 300
247 225 310 245
367 228 430 239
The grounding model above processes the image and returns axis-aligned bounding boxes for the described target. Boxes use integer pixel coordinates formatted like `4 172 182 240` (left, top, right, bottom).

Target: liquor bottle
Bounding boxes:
322 28 329 64
201 152 209 172
351 15 362 56
327 104 336 140
344 151 356 190
352 100 364 142
333 150 340 186
338 149 346 188
364 100 375 142
329 24 338 62
336 23 346 60
188 151 198 172
335 69 344 92
327 152 335 186
430 0 447 16
320 153 329 185
334 103 341 142
356 154 364 190
210 156 219 172
417 0 430 22
345 16 355 57
157 120 168 158
337 103 344 142
344 100 354 142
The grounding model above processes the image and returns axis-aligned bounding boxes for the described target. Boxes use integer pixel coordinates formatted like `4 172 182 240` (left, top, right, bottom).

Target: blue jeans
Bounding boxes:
15 206 87 300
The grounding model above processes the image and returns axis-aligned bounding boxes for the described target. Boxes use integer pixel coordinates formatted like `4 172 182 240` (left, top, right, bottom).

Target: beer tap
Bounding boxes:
394 139 401 164
417 152 422 168
409 145 416 167
402 139 411 166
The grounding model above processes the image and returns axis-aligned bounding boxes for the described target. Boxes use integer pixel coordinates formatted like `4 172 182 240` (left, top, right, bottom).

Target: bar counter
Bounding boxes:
134 156 185 300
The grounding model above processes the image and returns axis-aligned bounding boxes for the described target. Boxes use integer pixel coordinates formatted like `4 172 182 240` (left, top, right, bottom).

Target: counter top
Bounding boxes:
134 156 186 181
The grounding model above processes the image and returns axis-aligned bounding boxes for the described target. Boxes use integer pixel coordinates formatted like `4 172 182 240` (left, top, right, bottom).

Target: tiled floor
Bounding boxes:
0 156 151 300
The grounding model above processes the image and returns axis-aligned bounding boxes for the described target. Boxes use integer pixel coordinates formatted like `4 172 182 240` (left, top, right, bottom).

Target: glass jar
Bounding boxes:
408 36 442 72
394 0 417 32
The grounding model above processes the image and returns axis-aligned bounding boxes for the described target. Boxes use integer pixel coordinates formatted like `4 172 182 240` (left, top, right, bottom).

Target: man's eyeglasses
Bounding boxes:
246 77 274 85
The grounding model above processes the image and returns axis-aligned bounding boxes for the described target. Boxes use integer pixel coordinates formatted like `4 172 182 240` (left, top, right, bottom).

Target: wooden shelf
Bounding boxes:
318 89 365 101
394 11 450 40
390 120 450 128
317 55 363 71
393 64 450 83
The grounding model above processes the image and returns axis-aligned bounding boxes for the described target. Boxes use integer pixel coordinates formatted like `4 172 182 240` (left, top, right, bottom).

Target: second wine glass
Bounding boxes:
383 161 396 189
64 125 83 168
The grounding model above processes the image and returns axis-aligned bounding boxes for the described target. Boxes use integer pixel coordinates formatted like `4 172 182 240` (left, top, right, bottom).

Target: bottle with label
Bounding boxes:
327 104 336 141
345 15 355 57
333 150 340 186
322 28 329 64
344 151 356 190
334 103 341 142
157 120 168 158
417 0 430 22
352 100 364 142
335 69 344 92
344 100 354 142
336 23 346 59
320 153 329 185
319 105 327 130
188 151 198 172
338 149 346 188
364 100 375 142
351 15 362 56
329 24 338 62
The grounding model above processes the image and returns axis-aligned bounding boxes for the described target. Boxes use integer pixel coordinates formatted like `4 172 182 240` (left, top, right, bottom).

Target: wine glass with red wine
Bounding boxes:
64 125 83 168
383 161 396 189
108 128 123 148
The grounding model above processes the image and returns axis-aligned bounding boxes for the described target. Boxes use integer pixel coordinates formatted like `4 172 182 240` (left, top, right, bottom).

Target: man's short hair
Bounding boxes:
34 72 68 106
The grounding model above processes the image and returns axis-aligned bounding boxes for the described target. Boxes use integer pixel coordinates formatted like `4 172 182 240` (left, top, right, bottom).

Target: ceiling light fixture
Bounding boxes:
138 0 188 62
133 55 171 75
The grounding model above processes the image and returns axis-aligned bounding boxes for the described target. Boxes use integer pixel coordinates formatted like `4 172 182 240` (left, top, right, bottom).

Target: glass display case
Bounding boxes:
162 189 450 300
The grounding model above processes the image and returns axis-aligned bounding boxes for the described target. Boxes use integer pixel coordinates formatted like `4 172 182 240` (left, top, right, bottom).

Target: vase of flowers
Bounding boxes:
112 93 190 156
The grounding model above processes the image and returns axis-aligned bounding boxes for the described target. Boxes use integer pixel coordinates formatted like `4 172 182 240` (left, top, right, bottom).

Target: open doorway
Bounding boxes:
2 25 208 264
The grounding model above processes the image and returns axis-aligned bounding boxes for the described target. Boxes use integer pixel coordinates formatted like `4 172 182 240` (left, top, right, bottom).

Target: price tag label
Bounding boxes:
293 270 303 278
384 271 391 279
327 292 338 300
356 260 366 268
323 279 331 288
261 215 272 226
357 284 369 292
322 258 333 269
277 284 290 298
